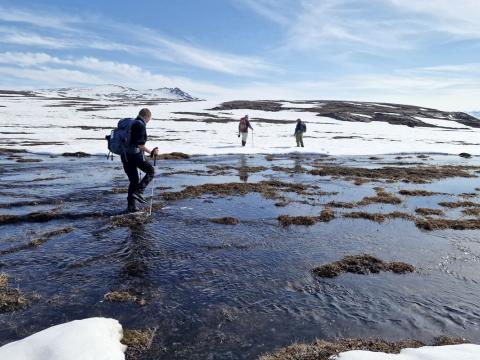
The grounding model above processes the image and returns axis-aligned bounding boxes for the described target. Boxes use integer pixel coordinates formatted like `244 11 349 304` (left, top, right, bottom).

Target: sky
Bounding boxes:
0 0 479 110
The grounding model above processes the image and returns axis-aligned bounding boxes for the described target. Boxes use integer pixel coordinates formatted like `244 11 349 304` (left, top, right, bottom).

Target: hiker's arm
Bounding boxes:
248 122 253 130
138 144 157 155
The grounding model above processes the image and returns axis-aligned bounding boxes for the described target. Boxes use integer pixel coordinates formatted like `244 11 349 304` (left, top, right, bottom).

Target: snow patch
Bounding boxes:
0 318 126 360
336 344 480 360
372 103 398 109
351 113 373 118
415 116 468 129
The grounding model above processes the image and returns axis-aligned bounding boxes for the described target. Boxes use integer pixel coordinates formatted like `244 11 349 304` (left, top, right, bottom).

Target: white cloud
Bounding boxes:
0 5 275 77
0 26 70 48
1 51 480 110
237 0 480 53
233 0 290 25
0 5 81 31
0 52 228 97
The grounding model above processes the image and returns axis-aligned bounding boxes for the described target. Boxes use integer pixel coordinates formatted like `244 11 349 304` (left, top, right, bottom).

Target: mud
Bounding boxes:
438 201 480 208
278 209 336 226
155 152 190 160
278 216 318 226
344 212 414 223
416 218 480 230
462 208 480 216
209 217 240 225
325 201 358 209
62 152 91 157
358 188 402 205
415 208 445 216
0 274 29 313
0 148 28 154
0 210 108 225
259 337 466 360
15 158 43 163
111 213 151 228
399 189 443 196
309 165 477 183
161 181 310 201
104 291 146 306
122 329 156 360
312 255 415 278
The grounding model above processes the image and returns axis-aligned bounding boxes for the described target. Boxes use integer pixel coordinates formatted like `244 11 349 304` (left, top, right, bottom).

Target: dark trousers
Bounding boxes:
122 152 155 209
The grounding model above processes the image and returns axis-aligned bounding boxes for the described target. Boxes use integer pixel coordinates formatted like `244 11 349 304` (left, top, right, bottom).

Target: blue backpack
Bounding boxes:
106 118 139 156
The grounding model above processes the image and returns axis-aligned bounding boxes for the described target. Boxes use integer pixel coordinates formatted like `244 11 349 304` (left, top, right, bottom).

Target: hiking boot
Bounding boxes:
127 205 139 213
132 191 147 204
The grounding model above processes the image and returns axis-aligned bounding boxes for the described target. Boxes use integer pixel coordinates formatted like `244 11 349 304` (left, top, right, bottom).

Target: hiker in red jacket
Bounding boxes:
238 115 253 146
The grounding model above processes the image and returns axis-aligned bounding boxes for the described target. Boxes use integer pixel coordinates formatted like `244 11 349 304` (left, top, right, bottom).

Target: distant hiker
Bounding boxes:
115 108 158 213
238 115 253 147
294 119 306 147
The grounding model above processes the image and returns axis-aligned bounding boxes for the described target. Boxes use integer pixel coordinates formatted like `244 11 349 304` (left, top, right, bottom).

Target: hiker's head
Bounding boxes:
297 118 301 123
245 115 249 119
138 108 152 123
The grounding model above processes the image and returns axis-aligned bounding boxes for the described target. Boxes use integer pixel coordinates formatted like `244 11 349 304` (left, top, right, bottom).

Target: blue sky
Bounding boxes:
0 0 479 110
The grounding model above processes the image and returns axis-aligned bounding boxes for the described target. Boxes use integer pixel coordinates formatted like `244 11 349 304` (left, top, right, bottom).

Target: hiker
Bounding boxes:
294 118 306 147
121 108 158 213
238 115 253 147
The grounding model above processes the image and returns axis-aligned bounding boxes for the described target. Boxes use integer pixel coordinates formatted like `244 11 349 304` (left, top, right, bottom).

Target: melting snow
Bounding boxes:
336 344 480 360
0 318 125 360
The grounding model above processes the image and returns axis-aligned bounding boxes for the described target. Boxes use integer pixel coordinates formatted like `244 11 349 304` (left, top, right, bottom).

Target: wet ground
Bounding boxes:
1 151 480 359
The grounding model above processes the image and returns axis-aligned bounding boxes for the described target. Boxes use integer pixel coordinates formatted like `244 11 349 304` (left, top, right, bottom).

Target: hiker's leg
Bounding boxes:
296 133 300 147
137 157 155 193
127 197 137 212
300 134 304 147
241 132 248 146
123 157 140 206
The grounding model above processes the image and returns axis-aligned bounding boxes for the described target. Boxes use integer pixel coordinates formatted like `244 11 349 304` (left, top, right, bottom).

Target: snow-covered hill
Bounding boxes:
0 89 479 155
34 84 196 101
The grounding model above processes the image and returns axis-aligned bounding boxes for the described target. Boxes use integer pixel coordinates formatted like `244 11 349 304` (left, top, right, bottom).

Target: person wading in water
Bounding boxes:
238 115 253 147
122 108 158 213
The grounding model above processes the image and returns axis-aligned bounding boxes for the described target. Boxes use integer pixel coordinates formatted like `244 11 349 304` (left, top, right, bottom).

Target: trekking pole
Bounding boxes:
251 130 254 148
149 179 156 216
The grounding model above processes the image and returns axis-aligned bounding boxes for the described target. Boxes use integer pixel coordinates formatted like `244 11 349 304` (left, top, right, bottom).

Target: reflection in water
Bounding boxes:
238 155 249 182
118 224 153 290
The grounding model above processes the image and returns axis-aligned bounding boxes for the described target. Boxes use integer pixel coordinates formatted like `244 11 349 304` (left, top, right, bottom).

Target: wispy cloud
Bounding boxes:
0 5 275 77
233 0 290 25
236 0 480 53
0 51 228 96
0 5 81 31
388 0 480 38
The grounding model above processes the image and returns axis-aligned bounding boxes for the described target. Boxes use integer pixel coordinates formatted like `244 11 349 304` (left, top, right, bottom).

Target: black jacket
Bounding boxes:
295 122 306 134
130 117 147 147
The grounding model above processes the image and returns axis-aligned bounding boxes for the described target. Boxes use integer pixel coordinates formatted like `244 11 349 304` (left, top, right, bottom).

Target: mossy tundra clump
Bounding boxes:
312 255 415 278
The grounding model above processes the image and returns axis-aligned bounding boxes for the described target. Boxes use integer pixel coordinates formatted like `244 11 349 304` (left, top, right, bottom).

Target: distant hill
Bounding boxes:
34 84 197 102
212 100 480 129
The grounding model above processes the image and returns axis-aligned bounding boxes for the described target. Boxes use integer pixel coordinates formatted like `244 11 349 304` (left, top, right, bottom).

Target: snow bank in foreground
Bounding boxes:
337 344 480 360
0 318 125 360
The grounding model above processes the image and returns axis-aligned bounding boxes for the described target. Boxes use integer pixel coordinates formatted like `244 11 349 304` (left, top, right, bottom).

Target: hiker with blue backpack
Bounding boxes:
238 115 253 147
294 118 306 147
106 108 158 213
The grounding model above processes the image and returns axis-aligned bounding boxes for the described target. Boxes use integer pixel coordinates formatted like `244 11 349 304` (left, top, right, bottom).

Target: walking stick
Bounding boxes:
149 179 156 216
251 130 254 148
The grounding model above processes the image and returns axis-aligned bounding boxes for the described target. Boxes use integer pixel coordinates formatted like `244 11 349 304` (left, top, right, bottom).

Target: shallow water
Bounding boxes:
1 152 480 359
